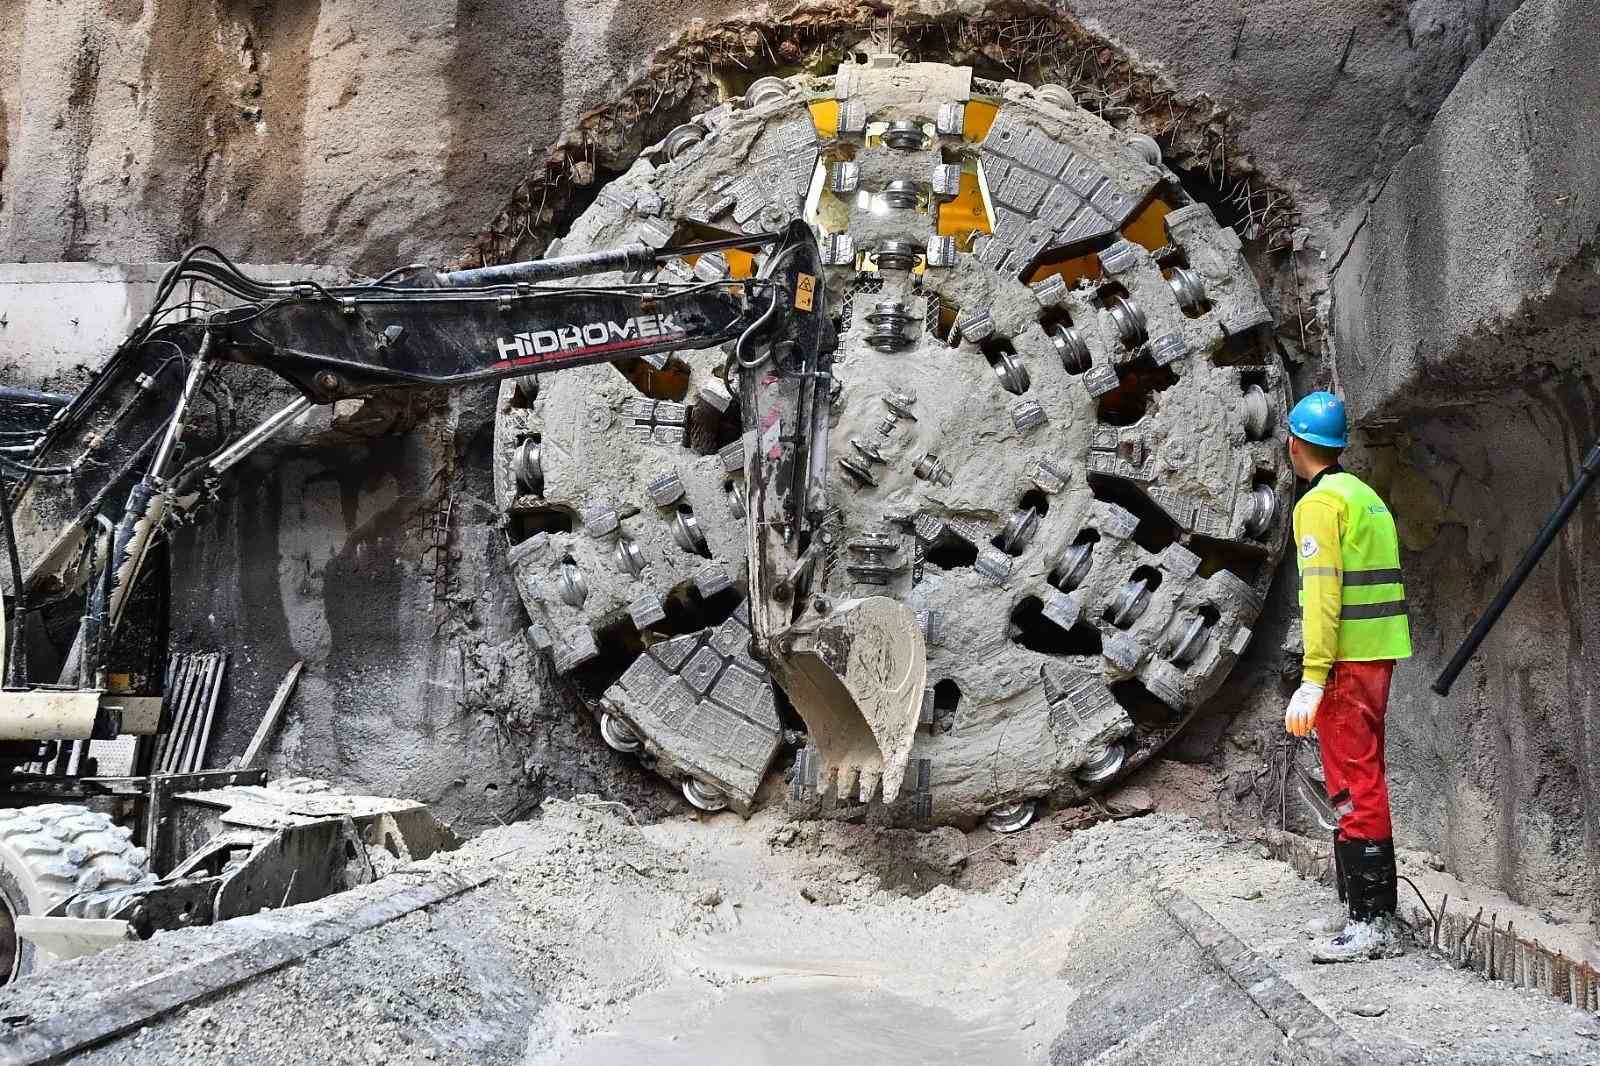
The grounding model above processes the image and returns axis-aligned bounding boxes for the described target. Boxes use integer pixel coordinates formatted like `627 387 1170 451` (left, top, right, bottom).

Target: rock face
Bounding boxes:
1331 0 1599 424
1331 0 1600 921
0 0 744 270
2 1 1519 271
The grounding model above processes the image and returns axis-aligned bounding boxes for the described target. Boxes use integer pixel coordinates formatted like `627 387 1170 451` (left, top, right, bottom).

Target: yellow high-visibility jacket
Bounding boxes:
1293 467 1412 685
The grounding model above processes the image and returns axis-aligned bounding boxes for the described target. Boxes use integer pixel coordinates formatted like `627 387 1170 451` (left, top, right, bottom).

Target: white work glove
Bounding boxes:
1284 681 1324 738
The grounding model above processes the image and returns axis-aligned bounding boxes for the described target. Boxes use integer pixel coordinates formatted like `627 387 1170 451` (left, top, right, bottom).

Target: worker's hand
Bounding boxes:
1284 681 1324 738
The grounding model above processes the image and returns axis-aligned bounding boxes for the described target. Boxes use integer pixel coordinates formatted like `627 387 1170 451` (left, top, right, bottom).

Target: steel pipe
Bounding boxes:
1434 441 1600 695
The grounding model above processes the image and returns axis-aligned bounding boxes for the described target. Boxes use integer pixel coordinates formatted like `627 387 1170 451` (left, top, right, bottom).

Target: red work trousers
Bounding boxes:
1316 660 1395 843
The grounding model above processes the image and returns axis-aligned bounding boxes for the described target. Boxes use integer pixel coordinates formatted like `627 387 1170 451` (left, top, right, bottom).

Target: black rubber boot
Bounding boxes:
1314 839 1400 963
1344 838 1397 922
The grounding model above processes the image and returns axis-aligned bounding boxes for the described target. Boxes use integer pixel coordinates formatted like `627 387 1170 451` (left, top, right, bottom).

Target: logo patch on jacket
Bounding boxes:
1300 534 1319 559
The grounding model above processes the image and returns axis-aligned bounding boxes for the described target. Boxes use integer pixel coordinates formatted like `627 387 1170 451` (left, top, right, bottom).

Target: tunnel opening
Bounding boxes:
1024 224 1127 290
1095 359 1177 426
931 299 959 344
1215 331 1273 367
1010 595 1103 656
510 375 540 409
614 356 691 403
687 395 741 456
924 530 980 571
933 678 962 732
652 581 744 638
1088 475 1179 554
1190 534 1266 585
568 613 643 703
509 504 577 541
1109 678 1180 729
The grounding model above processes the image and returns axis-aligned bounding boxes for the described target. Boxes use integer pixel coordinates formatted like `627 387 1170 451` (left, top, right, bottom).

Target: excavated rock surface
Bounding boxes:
3 1 1518 271
20 802 1600 1065
0 0 746 268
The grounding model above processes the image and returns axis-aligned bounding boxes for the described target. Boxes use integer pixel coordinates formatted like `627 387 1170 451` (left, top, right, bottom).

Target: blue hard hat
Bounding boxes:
1287 391 1347 448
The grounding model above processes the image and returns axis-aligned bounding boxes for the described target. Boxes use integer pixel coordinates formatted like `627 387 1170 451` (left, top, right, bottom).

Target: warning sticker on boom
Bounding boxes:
794 273 816 311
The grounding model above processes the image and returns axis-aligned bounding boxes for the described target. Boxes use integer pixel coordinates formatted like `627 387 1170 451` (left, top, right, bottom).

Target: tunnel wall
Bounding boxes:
0 0 1545 848
1331 0 1600 921
2 0 1520 272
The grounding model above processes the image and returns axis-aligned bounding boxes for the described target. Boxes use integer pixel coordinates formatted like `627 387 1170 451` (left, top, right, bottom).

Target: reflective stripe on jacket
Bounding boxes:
1293 469 1412 684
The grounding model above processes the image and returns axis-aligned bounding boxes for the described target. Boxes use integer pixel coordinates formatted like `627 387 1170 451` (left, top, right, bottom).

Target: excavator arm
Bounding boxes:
1 223 929 807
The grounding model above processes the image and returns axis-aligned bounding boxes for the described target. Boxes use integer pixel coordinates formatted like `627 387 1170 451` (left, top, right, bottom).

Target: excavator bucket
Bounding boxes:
737 220 929 804
766 596 927 802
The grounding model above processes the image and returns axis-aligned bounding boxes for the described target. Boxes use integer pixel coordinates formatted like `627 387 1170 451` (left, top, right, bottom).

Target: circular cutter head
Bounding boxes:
493 56 1291 822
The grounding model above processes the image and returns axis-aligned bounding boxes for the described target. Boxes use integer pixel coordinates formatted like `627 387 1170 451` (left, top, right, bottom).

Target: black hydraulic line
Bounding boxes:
1433 441 1600 695
18 327 190 486
0 471 28 688
0 386 69 409
434 244 660 287
433 230 783 289
159 246 291 302
79 514 116 687
29 249 270 476
41 430 162 566
0 454 76 476
654 231 784 259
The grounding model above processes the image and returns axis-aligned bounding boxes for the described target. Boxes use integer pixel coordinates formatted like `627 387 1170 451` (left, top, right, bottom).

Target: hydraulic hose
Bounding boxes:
435 245 657 287
0 472 25 688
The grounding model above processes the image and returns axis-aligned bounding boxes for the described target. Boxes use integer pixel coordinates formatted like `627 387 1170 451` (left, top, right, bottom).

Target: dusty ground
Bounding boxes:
11 793 1591 1066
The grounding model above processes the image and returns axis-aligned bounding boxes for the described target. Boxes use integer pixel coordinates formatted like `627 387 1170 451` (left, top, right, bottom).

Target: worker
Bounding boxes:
1282 391 1412 963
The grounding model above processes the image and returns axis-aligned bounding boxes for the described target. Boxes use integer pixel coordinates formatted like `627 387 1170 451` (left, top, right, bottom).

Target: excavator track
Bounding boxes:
495 58 1292 824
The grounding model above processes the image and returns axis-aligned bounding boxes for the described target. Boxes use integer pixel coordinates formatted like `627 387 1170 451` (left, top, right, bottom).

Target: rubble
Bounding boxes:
9 802 1597 1065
